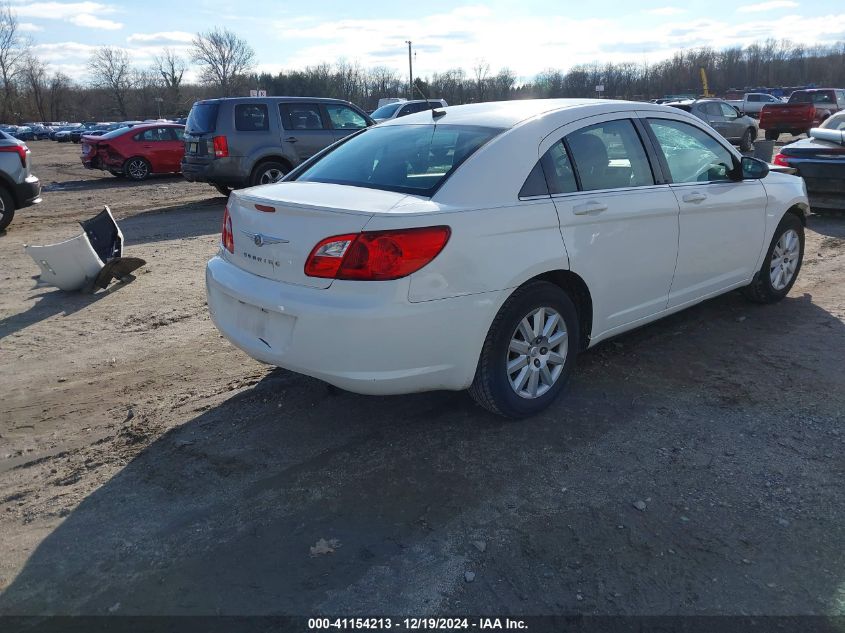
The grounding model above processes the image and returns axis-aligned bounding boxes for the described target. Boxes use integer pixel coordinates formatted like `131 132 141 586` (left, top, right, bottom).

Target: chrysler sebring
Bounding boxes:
206 99 809 417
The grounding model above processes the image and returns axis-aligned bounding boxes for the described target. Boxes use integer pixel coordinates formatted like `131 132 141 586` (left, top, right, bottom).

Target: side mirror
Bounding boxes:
740 156 769 179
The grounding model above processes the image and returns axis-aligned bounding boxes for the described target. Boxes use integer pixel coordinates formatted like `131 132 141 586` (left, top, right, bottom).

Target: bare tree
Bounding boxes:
472 60 490 102
22 54 47 121
48 72 71 121
154 47 187 111
191 27 254 96
89 46 132 119
0 3 26 121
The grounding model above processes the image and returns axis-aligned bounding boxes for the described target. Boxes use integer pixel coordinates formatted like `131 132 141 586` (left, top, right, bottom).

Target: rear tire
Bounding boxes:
469 281 579 418
743 213 804 304
0 187 15 232
250 161 288 187
764 130 779 141
213 184 232 197
124 157 151 181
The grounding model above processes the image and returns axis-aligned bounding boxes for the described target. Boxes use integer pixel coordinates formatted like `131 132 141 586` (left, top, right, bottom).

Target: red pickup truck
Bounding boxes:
759 89 845 140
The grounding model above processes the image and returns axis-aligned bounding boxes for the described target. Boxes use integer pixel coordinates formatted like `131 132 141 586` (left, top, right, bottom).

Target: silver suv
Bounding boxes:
668 99 758 151
0 130 41 232
370 99 448 123
181 97 374 195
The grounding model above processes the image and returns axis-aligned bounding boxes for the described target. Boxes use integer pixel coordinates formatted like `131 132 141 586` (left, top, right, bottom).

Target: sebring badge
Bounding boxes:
239 230 289 247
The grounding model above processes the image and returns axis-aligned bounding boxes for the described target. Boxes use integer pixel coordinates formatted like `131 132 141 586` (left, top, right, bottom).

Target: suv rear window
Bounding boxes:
295 124 502 197
186 102 220 134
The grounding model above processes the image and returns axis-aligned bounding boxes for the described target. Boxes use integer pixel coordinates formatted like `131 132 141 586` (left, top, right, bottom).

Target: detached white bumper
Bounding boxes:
205 255 504 395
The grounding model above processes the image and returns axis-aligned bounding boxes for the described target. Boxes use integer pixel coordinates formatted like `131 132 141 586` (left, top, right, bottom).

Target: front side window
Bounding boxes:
565 119 654 191
647 118 735 184
370 103 402 119
720 103 739 119
281 104 325 130
235 104 269 131
325 104 368 130
295 124 502 196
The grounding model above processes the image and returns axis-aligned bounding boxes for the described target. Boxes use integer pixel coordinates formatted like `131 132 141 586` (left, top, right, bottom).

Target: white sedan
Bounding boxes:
206 99 809 417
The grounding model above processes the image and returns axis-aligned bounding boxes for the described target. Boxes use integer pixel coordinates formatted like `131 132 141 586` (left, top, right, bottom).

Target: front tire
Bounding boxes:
124 157 151 181
213 184 232 197
469 281 579 418
743 213 804 304
0 187 15 232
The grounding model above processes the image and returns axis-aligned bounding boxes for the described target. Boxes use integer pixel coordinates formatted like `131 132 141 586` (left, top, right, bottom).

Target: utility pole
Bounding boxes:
406 40 413 99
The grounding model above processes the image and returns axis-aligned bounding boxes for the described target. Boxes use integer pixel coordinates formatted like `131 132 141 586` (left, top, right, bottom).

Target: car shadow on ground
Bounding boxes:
118 198 226 245
41 173 185 193
808 214 845 239
1 291 843 616
0 280 135 342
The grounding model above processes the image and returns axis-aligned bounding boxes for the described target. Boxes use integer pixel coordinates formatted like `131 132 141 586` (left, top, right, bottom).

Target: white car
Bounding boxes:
206 99 809 417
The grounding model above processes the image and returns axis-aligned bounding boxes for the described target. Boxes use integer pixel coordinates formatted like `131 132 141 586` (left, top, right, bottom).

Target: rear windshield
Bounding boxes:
370 103 403 119
789 91 835 105
295 124 503 197
186 102 220 134
99 126 132 139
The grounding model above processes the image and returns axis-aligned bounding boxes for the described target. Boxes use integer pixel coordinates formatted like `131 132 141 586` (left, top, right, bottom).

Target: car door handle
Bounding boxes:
572 200 608 215
682 192 707 203
284 137 298 143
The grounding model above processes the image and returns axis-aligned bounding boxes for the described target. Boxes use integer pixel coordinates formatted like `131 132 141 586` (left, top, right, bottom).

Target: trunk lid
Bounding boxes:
760 103 815 128
225 182 413 288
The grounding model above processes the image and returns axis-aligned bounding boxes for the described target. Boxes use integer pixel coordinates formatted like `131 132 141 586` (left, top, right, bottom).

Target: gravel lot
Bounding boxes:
0 140 843 617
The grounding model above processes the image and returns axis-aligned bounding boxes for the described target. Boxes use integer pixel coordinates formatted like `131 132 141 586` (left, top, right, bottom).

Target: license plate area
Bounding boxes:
233 298 295 353
188 142 198 154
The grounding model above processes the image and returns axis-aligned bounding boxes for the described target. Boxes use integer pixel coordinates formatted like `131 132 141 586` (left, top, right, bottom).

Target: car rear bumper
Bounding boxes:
205 254 502 395
181 157 246 187
14 175 41 207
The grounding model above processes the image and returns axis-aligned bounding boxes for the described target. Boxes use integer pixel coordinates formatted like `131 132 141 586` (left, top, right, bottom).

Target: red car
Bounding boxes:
81 123 185 181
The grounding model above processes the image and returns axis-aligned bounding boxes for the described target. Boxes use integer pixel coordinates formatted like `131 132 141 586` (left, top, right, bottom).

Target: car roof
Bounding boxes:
195 96 358 105
378 98 654 129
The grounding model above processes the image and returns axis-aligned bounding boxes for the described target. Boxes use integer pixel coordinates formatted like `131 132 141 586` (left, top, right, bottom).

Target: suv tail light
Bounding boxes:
772 153 790 167
221 206 234 253
305 226 451 281
0 144 27 168
212 135 228 158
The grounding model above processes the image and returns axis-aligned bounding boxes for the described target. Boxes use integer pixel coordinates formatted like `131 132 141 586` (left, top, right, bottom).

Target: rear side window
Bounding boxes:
235 104 269 131
186 102 219 134
566 120 654 191
647 118 734 183
281 104 326 130
134 127 172 141
518 162 549 198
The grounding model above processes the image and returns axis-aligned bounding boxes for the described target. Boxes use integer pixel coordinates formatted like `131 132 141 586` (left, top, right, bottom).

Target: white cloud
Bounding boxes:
71 14 122 30
737 1 799 13
11 2 116 19
647 7 686 16
18 22 43 32
270 8 845 80
10 2 123 29
127 31 194 44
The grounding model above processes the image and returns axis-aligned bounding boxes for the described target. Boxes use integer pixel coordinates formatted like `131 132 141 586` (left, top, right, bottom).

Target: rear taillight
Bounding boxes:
222 206 234 253
305 226 451 281
773 153 790 167
0 144 27 168
213 135 228 158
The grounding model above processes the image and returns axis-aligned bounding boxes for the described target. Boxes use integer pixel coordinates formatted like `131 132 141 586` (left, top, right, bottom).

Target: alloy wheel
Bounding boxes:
127 159 149 180
507 307 568 399
259 168 285 185
770 228 800 291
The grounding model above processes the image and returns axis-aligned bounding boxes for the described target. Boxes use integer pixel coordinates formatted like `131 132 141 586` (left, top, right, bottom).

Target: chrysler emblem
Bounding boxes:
240 230 289 247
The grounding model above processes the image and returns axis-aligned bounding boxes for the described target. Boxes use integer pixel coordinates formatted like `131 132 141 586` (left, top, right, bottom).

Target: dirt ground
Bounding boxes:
0 140 843 618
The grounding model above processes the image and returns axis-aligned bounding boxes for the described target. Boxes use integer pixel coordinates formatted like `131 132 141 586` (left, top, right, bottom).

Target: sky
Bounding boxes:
13 0 845 83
